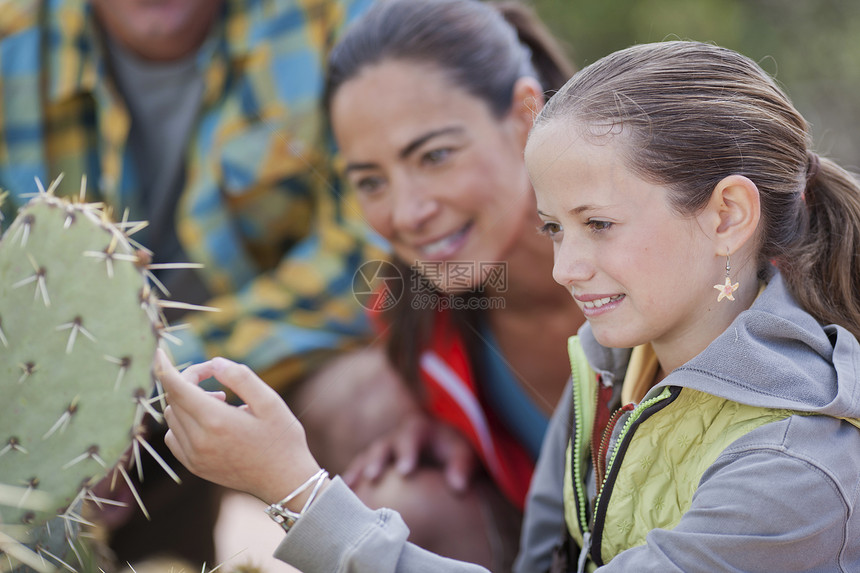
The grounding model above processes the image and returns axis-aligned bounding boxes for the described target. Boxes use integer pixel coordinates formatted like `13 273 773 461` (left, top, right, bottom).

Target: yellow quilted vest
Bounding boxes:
562 336 810 568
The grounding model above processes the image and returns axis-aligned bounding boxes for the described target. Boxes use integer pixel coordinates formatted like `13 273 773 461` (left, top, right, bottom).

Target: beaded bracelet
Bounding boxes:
264 468 329 533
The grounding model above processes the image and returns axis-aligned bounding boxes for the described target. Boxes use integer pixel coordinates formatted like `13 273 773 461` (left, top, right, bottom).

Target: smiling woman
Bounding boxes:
331 61 537 286
286 0 584 568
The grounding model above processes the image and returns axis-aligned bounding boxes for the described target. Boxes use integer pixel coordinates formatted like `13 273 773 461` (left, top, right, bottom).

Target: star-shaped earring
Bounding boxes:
714 249 739 302
714 276 739 302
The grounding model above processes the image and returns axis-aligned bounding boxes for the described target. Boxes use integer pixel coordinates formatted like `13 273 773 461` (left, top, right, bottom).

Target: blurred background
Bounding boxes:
530 0 860 170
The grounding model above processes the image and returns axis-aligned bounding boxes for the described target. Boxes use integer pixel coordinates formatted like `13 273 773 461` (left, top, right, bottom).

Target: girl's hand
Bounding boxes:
156 349 321 505
343 411 478 493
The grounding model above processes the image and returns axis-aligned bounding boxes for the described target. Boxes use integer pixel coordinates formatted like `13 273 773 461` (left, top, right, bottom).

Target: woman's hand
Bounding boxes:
343 411 478 494
156 349 321 505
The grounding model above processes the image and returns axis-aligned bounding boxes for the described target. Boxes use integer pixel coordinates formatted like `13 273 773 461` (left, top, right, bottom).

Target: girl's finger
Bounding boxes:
180 360 219 385
156 349 202 403
163 404 189 442
157 350 233 421
164 427 193 471
162 401 209 457
207 357 282 415
163 411 189 461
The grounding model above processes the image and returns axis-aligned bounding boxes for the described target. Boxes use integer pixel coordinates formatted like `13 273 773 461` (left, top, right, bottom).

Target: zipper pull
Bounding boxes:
577 531 592 573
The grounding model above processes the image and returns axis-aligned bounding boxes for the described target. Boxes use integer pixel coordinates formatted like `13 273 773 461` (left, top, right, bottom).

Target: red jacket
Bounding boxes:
415 310 535 510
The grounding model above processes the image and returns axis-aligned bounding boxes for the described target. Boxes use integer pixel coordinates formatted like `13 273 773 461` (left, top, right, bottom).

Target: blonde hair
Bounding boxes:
534 41 860 339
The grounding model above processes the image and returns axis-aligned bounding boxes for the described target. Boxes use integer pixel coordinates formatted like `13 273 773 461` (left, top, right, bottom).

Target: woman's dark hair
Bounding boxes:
534 40 860 340
325 0 573 116
325 0 575 386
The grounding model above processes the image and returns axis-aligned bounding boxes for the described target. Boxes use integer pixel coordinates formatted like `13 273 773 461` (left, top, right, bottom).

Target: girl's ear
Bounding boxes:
508 77 545 145
701 175 761 255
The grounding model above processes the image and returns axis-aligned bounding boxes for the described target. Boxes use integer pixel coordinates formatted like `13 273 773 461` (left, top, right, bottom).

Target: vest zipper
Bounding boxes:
594 403 635 487
588 386 681 566
569 341 592 537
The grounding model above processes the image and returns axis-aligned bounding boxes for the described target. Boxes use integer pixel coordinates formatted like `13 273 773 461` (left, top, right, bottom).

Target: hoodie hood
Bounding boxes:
580 272 860 420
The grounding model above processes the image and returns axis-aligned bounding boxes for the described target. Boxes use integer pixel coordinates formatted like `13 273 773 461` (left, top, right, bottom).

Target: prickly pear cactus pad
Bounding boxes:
0 180 189 571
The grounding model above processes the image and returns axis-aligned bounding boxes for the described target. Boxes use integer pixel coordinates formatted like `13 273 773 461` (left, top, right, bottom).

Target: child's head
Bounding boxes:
527 41 860 353
535 42 811 267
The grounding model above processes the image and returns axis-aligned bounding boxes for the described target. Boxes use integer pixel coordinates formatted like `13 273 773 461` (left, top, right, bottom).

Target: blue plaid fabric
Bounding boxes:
0 0 386 393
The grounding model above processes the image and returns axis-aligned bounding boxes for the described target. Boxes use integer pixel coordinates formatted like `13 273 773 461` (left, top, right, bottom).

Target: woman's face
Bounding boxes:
525 123 720 362
330 60 539 291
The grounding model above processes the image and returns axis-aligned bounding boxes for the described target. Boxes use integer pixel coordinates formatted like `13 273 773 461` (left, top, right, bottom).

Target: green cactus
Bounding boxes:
0 178 195 572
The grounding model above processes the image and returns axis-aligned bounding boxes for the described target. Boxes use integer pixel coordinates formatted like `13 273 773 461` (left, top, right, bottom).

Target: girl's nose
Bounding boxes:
552 237 593 288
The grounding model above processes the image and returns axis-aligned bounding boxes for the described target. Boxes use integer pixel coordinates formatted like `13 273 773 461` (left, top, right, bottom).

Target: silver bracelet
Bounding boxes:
264 468 329 533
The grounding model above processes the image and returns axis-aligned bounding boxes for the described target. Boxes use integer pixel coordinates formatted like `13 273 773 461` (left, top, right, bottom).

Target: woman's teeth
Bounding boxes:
421 224 469 256
582 294 623 309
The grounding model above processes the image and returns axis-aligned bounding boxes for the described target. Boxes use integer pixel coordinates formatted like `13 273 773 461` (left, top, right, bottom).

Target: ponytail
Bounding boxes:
780 158 860 340
494 1 575 94
325 0 575 117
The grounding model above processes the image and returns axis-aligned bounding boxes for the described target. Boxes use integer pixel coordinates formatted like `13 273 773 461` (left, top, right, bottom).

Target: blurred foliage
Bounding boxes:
527 0 860 170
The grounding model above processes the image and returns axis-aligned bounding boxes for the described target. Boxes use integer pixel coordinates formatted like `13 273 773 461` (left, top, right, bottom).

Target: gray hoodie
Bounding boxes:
275 273 860 572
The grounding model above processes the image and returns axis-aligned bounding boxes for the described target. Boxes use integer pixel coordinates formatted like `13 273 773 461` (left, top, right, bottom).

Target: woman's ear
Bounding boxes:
700 175 761 255
508 77 544 145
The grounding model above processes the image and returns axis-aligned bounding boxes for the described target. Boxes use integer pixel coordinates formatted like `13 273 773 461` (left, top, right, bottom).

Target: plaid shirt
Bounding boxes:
0 0 384 393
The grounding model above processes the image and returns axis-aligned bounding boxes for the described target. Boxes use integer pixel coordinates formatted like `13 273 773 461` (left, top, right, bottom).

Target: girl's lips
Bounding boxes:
416 221 473 259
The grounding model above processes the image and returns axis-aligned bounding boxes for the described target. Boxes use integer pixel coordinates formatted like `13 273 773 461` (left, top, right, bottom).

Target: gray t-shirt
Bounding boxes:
105 36 211 320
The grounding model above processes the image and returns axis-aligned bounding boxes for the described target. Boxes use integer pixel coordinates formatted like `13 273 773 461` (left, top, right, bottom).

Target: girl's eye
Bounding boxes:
354 175 385 195
587 219 613 232
537 221 562 239
422 148 453 166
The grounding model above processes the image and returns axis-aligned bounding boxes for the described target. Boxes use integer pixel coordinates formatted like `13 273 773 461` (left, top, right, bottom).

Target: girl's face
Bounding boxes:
526 123 720 363
330 60 539 291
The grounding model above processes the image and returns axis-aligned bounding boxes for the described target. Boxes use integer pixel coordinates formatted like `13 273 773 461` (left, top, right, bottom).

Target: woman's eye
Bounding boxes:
422 148 452 165
587 219 613 232
354 176 385 195
537 221 562 239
